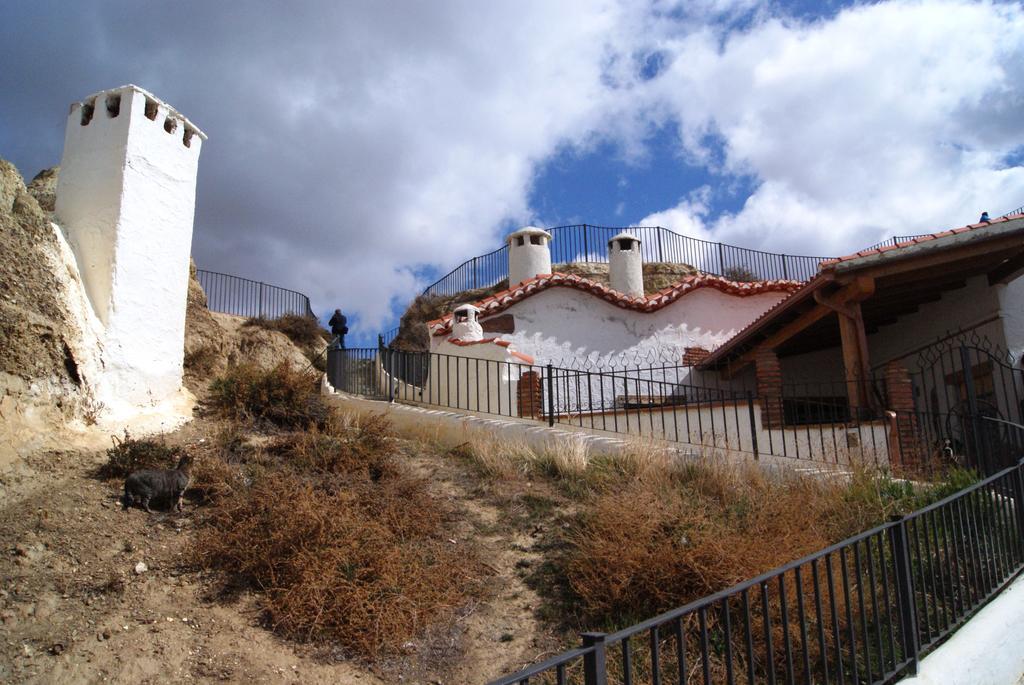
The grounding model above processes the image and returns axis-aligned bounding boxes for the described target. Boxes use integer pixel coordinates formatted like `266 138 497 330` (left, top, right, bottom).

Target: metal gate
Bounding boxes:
908 334 1024 473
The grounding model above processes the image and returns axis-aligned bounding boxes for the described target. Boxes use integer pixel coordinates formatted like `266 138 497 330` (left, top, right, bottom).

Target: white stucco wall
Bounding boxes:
55 85 205 411
869 275 1007 369
996 275 1024 361
419 340 533 416
473 286 789 371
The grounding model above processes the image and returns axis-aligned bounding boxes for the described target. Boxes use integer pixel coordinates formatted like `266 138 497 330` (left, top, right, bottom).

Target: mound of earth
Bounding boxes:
182 263 319 395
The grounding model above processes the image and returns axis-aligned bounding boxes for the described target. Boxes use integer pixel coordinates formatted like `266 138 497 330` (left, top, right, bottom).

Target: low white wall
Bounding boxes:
896 573 1024 685
557 400 891 465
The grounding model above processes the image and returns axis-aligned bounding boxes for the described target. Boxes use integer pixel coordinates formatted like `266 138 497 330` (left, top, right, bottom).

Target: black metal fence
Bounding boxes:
488 459 1024 685
422 225 830 297
195 269 315 319
327 348 916 468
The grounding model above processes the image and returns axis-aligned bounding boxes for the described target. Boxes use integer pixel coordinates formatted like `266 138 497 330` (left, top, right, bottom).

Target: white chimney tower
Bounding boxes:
506 227 552 286
55 84 207 407
608 232 644 298
451 304 483 342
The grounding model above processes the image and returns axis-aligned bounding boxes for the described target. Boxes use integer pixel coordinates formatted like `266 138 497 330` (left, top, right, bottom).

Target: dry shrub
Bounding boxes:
194 470 482 658
244 314 329 350
208 362 327 429
188 451 245 504
97 430 181 479
267 413 397 481
183 344 219 377
558 466 838 626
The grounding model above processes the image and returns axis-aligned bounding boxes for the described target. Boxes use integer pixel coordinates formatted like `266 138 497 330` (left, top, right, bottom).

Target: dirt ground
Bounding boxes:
0 413 568 684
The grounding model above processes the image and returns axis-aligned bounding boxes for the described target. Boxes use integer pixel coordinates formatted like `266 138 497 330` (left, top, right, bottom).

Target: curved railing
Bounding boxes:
195 269 315 320
422 224 831 297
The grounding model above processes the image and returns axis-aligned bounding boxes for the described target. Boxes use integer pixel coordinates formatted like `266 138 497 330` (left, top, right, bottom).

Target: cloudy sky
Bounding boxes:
2 0 1023 344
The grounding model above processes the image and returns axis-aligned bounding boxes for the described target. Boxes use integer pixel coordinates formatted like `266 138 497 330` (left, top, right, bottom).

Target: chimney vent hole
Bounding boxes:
105 93 121 118
144 97 159 120
530 235 543 245
183 127 195 148
80 99 95 126
164 117 178 134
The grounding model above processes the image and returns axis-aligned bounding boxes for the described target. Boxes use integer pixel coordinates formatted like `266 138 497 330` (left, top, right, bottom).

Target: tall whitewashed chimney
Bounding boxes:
55 84 207 407
608 231 643 298
506 227 552 285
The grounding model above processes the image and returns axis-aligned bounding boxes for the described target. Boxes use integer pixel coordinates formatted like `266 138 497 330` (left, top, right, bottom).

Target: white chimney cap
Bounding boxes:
608 231 641 246
506 227 552 244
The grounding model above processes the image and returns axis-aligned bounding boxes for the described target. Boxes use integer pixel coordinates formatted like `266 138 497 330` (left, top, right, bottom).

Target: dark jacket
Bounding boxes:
329 311 348 336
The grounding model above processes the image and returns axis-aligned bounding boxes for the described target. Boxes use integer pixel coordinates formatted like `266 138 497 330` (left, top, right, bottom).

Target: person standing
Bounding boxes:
329 309 348 349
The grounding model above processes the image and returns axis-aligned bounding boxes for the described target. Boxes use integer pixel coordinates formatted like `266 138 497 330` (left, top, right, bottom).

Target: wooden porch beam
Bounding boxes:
988 249 1024 285
725 277 875 378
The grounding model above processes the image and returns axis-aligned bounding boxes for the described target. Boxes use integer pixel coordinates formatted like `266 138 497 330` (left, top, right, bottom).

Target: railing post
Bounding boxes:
888 515 919 675
546 364 556 427
472 256 478 289
747 391 759 460
583 224 589 259
782 255 789 280
258 282 264 318
1014 459 1024 544
657 228 664 262
581 632 608 685
959 345 984 472
717 242 726 275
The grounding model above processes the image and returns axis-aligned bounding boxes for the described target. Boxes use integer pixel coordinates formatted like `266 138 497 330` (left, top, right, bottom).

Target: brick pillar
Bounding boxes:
755 348 784 426
884 361 922 470
682 346 710 366
518 371 543 419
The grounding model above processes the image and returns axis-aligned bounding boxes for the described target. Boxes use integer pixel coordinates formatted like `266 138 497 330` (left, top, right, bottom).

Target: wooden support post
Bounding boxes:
813 277 876 415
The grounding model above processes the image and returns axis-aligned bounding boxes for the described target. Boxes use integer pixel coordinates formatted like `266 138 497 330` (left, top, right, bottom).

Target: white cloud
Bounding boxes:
638 0 1024 255
3 0 1023 333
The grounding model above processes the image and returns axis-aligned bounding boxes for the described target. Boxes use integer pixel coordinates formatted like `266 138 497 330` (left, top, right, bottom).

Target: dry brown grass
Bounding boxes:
243 314 329 350
191 408 486 660
193 471 481 658
208 362 328 430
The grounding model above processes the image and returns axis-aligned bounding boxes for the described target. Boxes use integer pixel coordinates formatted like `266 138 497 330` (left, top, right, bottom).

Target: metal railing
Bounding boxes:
422 225 830 297
488 458 1024 685
326 348 926 469
195 269 315 320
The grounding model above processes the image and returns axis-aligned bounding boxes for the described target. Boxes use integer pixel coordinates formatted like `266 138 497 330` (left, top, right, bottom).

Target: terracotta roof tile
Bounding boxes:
818 213 1020 267
444 337 535 364
427 272 802 337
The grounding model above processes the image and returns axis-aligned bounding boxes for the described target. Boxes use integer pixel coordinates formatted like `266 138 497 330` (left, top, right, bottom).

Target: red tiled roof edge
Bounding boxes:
445 337 535 364
818 212 1022 268
427 272 802 337
703 212 1024 368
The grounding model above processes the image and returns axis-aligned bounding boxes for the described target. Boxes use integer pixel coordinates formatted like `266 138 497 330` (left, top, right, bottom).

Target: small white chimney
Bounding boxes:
506 226 552 285
451 304 483 342
608 231 643 298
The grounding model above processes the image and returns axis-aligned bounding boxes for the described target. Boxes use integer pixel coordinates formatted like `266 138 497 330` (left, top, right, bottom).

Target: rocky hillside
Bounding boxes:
0 160 93 462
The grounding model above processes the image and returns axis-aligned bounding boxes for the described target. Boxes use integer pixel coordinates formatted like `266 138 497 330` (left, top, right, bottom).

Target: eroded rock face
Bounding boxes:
1 158 91 463
27 166 59 214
